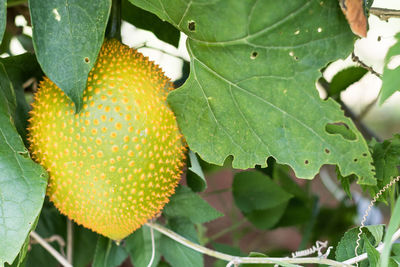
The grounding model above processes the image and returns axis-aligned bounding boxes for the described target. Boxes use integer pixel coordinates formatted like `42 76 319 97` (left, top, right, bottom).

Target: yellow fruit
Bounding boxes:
27 39 186 240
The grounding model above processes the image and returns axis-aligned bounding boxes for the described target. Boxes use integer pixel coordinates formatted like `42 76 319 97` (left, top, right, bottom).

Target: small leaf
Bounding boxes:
335 225 382 265
380 33 400 104
0 62 48 266
186 150 207 192
159 218 203 267
122 0 180 47
371 135 400 185
29 0 111 111
392 243 400 256
163 185 223 224
233 171 293 213
92 236 128 267
329 66 368 98
125 225 161 267
364 235 380 267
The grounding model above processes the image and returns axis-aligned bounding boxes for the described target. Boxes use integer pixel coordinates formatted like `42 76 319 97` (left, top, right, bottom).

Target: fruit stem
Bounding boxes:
106 0 122 41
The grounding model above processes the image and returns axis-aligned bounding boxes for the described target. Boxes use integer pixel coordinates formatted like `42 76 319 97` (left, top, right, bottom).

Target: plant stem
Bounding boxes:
370 7 400 21
30 231 73 267
202 187 232 197
357 97 378 121
204 218 247 245
145 222 353 266
66 219 73 264
298 196 319 250
351 52 381 78
105 0 121 41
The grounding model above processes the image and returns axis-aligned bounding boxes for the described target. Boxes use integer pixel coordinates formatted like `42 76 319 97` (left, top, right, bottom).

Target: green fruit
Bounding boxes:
27 39 186 240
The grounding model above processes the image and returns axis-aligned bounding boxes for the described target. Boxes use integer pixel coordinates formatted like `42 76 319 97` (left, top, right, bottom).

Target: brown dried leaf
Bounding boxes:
340 0 368 37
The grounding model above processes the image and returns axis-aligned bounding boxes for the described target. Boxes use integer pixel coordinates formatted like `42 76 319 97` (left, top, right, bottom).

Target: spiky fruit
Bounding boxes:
27 39 186 240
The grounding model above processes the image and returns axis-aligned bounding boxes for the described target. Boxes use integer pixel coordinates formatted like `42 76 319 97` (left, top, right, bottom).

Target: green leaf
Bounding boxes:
233 171 293 229
392 243 400 256
28 0 111 111
163 185 223 224
132 0 374 184
380 197 400 267
0 53 43 142
73 226 98 267
380 33 400 104
25 201 66 267
125 225 161 267
0 0 5 45
329 66 368 98
160 218 203 267
245 202 289 230
212 243 244 267
0 30 12 55
122 0 180 47
242 252 301 267
92 236 128 267
364 235 380 267
16 35 34 54
186 150 207 192
335 225 383 266
0 62 48 266
6 234 30 267
369 135 400 201
233 171 293 212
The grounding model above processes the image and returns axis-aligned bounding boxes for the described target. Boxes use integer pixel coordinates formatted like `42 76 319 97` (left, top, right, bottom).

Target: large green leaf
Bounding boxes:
28 0 111 112
132 0 375 184
379 33 400 104
0 62 48 266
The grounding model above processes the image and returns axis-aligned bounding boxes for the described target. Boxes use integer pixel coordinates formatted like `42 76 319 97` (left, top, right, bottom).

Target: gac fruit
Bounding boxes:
27 39 186 240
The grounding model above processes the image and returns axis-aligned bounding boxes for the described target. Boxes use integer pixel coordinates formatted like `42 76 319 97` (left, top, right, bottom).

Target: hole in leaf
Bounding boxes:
324 148 330 154
18 150 29 159
387 55 400 70
304 160 309 165
325 122 356 141
362 153 367 157
84 57 90 63
294 56 299 60
250 51 258 59
188 21 196 31
354 158 358 162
